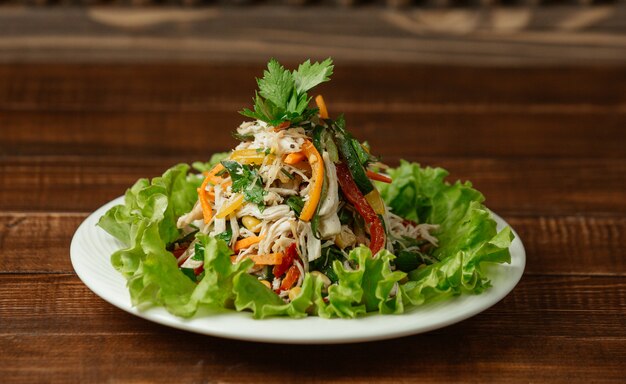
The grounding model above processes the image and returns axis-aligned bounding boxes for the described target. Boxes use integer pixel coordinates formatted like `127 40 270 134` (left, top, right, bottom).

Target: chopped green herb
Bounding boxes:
216 229 233 244
180 267 196 282
394 250 420 272
310 246 343 283
192 242 205 261
221 160 267 207
338 207 353 226
280 168 295 179
286 195 304 215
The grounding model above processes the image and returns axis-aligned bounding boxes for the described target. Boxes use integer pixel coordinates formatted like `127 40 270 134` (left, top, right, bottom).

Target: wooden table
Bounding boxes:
1 63 625 383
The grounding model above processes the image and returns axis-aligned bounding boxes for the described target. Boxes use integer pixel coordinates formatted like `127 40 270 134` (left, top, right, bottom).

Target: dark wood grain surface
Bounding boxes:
1 62 625 383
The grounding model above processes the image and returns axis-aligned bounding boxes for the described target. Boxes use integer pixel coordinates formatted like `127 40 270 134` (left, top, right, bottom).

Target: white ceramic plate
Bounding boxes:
71 196 525 344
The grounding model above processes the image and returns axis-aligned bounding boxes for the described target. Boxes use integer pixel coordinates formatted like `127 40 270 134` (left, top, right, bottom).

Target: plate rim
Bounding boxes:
70 196 526 344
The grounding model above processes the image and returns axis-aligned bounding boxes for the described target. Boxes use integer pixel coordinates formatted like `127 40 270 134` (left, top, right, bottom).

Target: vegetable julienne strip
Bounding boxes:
204 163 225 185
283 152 306 165
216 194 244 219
234 235 264 252
231 149 276 165
198 178 213 224
315 95 329 119
279 265 300 291
366 170 392 184
298 140 324 222
336 162 386 255
250 252 283 265
198 162 229 223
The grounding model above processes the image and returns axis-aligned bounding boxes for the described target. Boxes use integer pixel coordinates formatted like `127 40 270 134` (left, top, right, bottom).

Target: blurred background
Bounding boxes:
0 2 624 65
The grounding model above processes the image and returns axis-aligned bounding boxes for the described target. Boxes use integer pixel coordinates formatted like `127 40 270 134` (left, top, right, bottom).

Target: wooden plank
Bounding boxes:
0 213 84 273
1 274 624 383
1 212 625 276
0 333 623 383
0 274 625 337
1 156 624 215
1 110 625 158
0 334 624 384
0 64 624 111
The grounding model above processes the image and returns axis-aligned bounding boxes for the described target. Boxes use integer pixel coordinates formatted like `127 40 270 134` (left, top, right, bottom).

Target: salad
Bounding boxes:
98 58 513 319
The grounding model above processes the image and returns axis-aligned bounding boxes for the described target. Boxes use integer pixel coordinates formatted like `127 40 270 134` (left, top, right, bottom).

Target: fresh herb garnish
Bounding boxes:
221 160 267 207
192 242 205 261
286 195 304 215
216 229 233 244
180 267 197 282
240 58 334 126
310 246 343 283
280 168 295 179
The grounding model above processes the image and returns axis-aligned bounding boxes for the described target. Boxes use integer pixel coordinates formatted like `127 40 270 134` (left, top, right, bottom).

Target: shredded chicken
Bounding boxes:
237 204 293 221
386 211 440 247
177 200 202 229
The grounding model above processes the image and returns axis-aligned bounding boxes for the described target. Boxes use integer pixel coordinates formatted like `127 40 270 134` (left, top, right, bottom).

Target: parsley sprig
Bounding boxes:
240 58 334 126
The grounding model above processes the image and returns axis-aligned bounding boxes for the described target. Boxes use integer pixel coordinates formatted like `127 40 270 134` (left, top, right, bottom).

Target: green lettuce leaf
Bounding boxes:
98 163 200 248
378 161 514 307
232 273 325 319
319 247 406 318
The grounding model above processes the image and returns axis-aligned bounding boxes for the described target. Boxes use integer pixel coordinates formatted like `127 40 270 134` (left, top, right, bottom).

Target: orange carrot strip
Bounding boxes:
315 95 329 119
203 163 225 185
198 176 213 224
273 121 290 131
366 170 392 184
283 152 306 165
250 252 284 266
233 235 265 252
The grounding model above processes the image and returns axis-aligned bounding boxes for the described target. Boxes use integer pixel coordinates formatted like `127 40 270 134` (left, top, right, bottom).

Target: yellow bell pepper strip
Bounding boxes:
283 152 306 165
215 193 245 219
250 252 284 266
299 140 324 222
366 170 392 184
230 149 276 166
364 188 385 215
233 234 265 252
315 95 329 119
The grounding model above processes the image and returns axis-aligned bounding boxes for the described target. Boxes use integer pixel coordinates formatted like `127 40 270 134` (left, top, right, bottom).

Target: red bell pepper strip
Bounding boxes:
279 265 300 291
336 162 386 255
273 243 297 278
